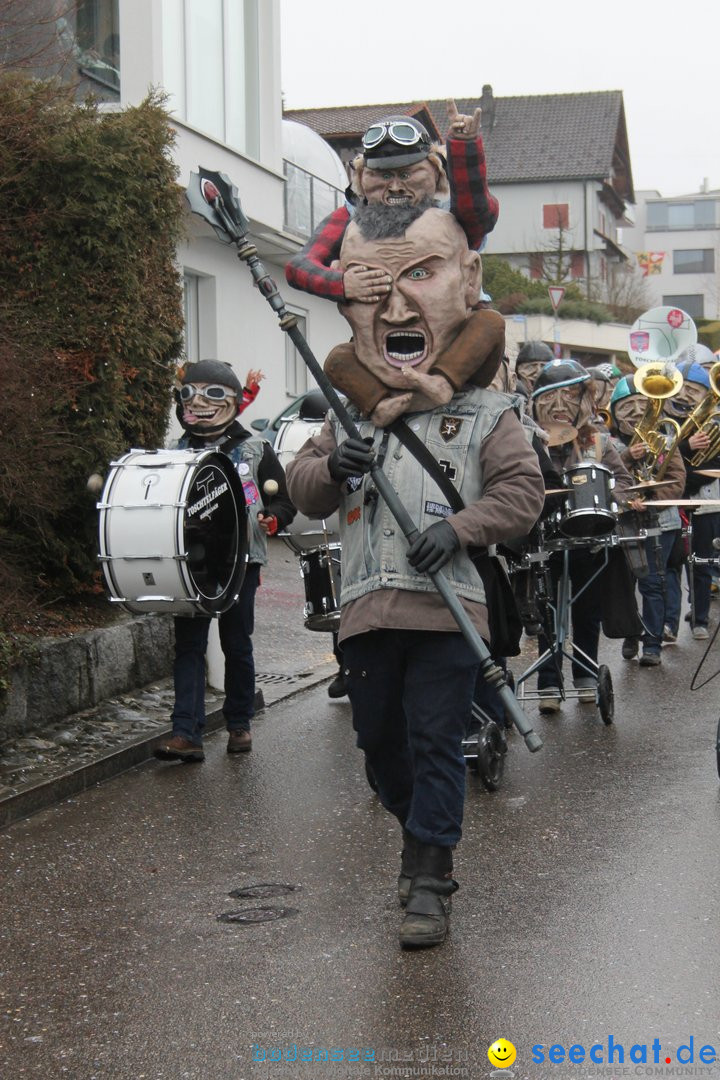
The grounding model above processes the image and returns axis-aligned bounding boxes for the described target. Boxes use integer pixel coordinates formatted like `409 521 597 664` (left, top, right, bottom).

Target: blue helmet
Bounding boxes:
676 361 710 389
609 375 639 418
677 343 716 368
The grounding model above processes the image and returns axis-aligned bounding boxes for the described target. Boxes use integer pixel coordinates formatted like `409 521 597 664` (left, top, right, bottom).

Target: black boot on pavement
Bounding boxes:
327 669 348 698
227 729 252 753
397 828 417 906
399 842 458 949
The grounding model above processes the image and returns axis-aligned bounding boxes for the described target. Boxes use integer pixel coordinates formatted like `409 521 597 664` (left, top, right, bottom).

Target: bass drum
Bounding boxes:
274 415 340 551
98 449 247 616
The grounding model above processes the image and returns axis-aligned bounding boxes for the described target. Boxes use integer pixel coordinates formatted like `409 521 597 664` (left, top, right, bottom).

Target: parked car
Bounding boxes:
250 388 340 445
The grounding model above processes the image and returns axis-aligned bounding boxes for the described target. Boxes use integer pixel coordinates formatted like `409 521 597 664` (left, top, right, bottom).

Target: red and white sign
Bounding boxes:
667 308 684 329
548 286 566 312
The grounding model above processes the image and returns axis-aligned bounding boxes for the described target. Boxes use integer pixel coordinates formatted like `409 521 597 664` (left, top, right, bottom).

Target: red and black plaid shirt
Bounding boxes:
284 136 499 302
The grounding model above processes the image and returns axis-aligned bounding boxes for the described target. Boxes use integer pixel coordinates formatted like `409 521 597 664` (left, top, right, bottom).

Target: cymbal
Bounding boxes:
624 480 676 492
545 423 578 447
696 469 720 478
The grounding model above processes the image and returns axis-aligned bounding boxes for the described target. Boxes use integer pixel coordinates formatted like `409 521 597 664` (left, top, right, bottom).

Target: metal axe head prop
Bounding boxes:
186 168 249 244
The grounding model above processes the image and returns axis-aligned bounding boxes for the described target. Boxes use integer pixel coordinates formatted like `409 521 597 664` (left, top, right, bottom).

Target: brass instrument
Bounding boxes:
596 407 612 429
629 362 684 482
669 361 720 467
626 305 697 481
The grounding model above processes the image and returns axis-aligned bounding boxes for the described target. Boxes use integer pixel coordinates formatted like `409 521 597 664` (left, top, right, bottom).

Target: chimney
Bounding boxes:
480 84 495 132
702 177 709 193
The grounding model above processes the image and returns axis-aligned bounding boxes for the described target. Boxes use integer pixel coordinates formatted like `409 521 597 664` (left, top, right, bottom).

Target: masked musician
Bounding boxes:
663 357 720 639
608 375 685 664
513 340 554 397
153 360 295 763
286 205 544 949
530 360 634 712
286 104 506 427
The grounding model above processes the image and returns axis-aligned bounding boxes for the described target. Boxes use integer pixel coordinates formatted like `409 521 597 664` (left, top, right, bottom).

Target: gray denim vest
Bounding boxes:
332 387 515 606
176 434 269 566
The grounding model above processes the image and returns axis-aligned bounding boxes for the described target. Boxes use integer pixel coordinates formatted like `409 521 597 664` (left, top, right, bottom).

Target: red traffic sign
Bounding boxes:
548 286 565 311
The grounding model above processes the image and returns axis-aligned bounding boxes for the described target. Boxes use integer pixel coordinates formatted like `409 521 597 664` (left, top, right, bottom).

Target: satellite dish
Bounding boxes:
628 306 697 368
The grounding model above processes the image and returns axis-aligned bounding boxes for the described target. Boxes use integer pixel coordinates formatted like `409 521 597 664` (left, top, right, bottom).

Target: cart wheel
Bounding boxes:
597 664 614 726
715 717 720 780
364 757 379 793
477 720 507 791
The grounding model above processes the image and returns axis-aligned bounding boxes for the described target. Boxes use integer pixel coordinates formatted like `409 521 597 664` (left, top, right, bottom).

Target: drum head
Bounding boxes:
559 511 615 539
183 453 248 613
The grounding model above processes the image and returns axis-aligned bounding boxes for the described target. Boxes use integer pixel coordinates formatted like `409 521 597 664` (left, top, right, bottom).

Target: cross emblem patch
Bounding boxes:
438 459 457 481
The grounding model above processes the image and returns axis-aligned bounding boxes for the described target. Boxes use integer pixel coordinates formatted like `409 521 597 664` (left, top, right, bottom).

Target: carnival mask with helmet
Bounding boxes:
608 374 645 436
514 341 554 392
531 359 593 432
176 359 242 437
663 360 710 419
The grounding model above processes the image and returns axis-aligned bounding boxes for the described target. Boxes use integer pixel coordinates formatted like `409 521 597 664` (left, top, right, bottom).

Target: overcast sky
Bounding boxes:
280 0 718 200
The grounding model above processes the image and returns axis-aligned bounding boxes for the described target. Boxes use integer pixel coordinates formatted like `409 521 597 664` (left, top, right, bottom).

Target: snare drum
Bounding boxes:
559 462 616 539
98 449 247 616
300 544 341 631
275 417 340 550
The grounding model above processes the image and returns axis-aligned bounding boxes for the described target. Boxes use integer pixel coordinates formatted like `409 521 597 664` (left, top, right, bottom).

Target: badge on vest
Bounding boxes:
424 500 453 519
439 416 464 442
242 479 260 505
346 476 364 493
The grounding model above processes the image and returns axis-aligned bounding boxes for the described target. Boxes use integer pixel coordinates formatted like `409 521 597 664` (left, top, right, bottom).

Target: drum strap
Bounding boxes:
388 419 522 657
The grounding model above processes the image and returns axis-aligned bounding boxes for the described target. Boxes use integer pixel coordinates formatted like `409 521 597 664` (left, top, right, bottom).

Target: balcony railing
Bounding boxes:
283 160 345 240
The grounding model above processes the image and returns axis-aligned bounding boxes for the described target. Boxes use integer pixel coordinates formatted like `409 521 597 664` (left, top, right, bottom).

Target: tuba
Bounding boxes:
627 306 697 481
628 363 683 481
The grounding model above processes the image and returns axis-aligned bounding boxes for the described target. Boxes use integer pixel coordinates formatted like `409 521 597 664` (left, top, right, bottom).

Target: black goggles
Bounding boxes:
179 383 237 403
362 122 429 151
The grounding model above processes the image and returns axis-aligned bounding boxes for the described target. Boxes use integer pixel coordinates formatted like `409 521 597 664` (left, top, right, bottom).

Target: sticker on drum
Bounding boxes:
98 448 248 616
300 544 341 631
559 461 616 539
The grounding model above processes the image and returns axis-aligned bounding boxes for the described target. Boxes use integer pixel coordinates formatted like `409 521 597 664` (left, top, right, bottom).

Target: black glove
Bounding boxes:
406 520 460 574
328 437 375 482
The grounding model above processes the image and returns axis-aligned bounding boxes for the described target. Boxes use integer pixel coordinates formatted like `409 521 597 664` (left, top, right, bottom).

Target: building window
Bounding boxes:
571 252 585 279
673 249 715 274
182 273 200 364
543 204 569 230
663 294 704 320
285 311 308 397
647 200 718 230
59 0 120 91
162 0 260 158
529 252 543 280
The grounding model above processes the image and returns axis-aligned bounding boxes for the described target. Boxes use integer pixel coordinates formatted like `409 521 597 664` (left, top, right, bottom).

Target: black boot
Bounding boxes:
399 843 458 949
397 828 417 906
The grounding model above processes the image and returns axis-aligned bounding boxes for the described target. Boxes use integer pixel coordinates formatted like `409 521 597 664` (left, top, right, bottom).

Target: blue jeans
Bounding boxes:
342 629 479 847
638 529 681 654
171 563 260 743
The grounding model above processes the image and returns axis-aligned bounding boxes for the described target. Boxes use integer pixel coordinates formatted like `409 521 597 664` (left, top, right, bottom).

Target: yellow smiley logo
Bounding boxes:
488 1039 517 1068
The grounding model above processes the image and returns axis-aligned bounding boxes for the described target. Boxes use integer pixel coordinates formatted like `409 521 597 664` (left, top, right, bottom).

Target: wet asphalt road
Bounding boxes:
2 622 720 1080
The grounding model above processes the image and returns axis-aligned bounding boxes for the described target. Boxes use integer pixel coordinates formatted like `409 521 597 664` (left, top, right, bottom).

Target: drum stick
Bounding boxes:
696 469 720 478
649 500 720 507
186 168 542 754
263 479 279 496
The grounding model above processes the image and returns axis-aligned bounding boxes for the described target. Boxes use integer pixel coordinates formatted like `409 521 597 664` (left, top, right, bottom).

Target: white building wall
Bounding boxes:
621 190 720 320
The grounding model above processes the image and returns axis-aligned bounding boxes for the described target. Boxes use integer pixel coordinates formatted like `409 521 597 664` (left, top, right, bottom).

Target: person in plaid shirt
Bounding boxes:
286 100 498 303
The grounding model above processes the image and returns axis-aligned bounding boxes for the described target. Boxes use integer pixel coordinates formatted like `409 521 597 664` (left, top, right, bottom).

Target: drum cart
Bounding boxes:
510 524 615 726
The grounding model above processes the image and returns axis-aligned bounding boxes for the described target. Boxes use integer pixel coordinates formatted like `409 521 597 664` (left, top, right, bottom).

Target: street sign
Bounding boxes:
548 286 566 312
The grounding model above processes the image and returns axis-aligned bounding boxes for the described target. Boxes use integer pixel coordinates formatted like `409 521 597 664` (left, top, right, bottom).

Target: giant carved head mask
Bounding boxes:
336 206 481 390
